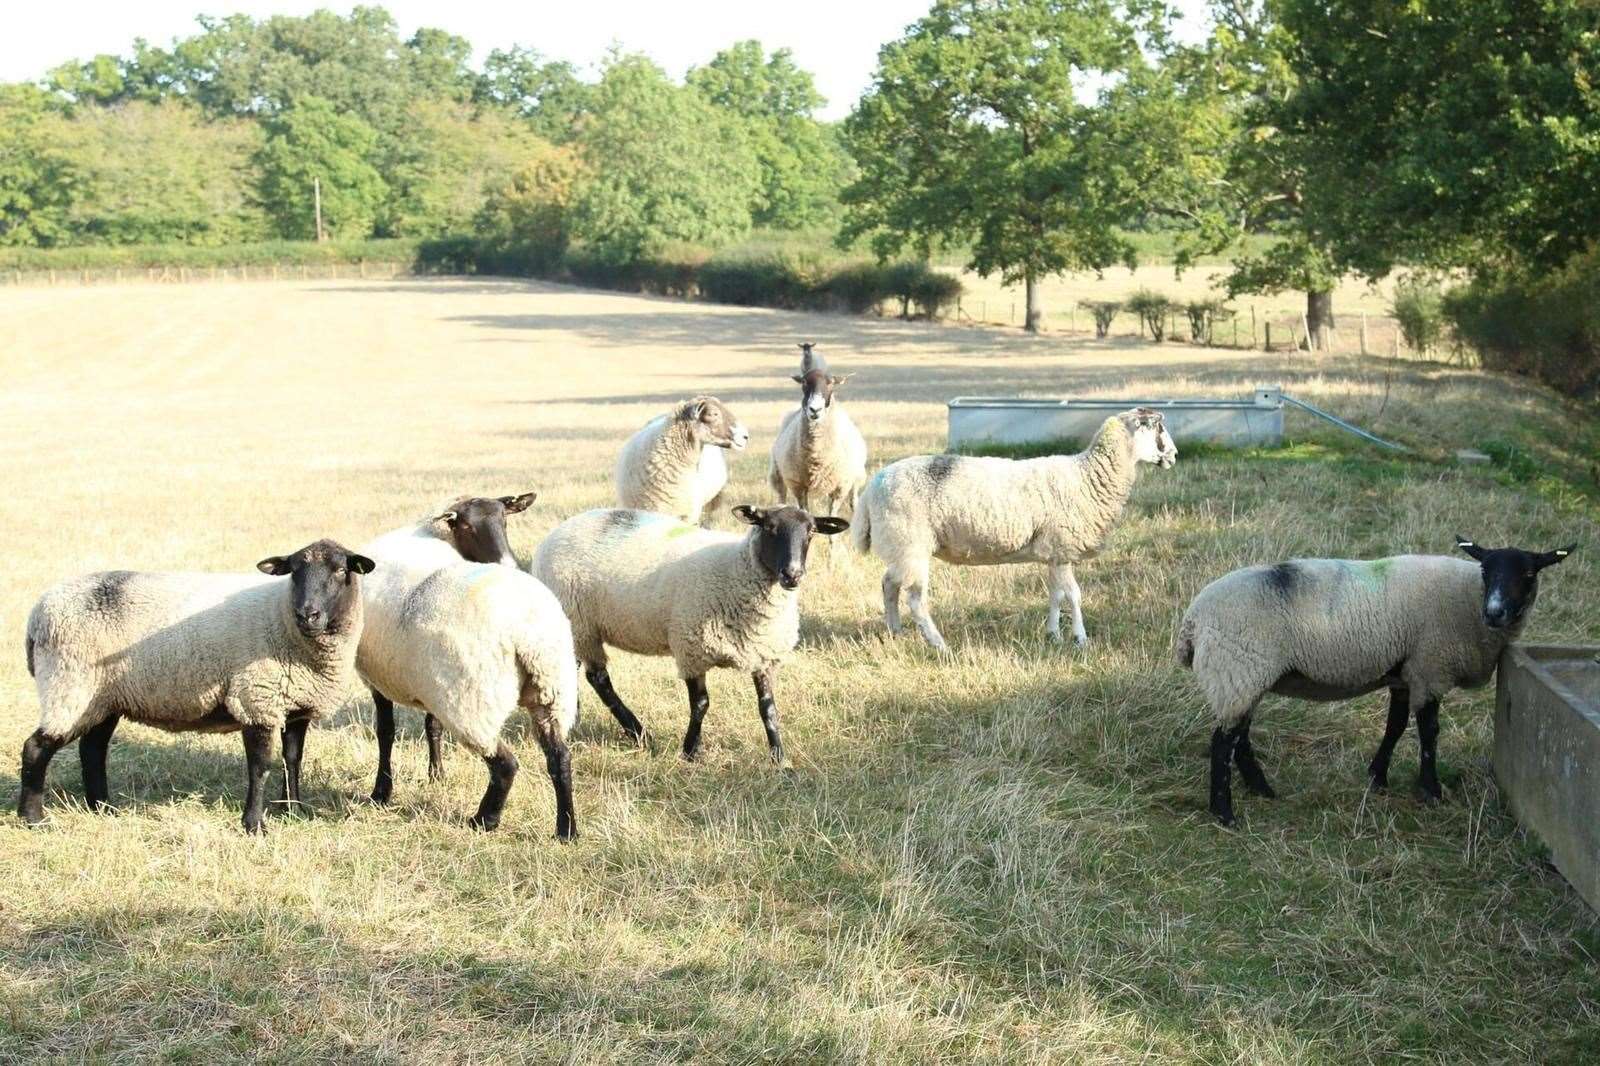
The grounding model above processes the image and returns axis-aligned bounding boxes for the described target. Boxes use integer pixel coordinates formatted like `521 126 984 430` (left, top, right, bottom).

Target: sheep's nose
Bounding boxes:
779 568 803 590
297 607 324 628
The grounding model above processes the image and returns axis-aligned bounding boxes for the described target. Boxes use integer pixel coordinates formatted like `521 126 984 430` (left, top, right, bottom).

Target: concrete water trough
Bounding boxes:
1494 644 1600 912
948 387 1286 450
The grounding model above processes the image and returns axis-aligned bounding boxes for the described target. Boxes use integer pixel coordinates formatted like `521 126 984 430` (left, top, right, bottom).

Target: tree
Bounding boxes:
570 54 760 262
475 142 587 260
841 0 1168 332
255 97 387 239
0 85 77 246
476 47 592 143
384 101 551 237
688 41 850 229
1272 0 1600 279
56 99 267 245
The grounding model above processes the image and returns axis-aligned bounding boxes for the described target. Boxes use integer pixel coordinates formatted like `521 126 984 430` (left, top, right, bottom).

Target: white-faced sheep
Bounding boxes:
532 504 848 763
19 539 374 834
1175 537 1576 826
358 493 579 837
615 396 749 524
768 343 868 518
852 408 1177 650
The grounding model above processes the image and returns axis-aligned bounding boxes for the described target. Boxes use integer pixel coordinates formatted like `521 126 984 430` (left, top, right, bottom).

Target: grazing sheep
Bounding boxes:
358 494 579 837
852 408 1177 650
616 396 749 524
1175 537 1576 826
363 493 536 790
532 504 848 763
768 344 868 518
19 540 374 834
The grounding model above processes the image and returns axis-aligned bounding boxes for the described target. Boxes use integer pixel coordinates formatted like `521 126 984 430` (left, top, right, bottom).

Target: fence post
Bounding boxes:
1360 312 1369 355
1010 301 1015 324
1265 322 1272 351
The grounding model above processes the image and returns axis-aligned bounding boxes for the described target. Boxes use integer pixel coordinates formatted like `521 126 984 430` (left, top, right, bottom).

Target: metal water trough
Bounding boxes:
1495 644 1600 913
947 386 1408 451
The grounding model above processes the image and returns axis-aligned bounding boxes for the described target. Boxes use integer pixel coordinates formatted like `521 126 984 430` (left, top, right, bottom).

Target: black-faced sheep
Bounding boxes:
20 540 374 834
1175 537 1576 826
531 504 847 763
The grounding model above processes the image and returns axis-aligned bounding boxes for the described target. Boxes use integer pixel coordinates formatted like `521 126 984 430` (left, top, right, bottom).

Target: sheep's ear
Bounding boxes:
347 554 376 575
1537 543 1577 568
829 374 851 387
732 505 765 526
435 509 458 525
1455 535 1486 561
501 492 537 514
814 517 850 536
791 374 805 385
256 556 293 576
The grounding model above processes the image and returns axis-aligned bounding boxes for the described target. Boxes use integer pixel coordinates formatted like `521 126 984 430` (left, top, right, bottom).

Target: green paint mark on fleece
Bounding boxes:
665 524 698 539
1354 557 1394 586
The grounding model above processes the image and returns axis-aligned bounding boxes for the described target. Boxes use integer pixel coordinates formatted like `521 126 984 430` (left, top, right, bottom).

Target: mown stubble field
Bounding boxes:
1 277 1597 1063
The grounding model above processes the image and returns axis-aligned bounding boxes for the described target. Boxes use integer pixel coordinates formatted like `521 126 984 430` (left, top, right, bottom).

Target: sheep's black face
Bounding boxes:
257 539 375 639
437 493 535 566
792 370 850 424
733 505 850 590
685 396 749 450
1455 536 1575 630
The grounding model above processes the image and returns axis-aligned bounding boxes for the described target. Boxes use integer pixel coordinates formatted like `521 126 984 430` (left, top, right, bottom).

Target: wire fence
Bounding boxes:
0 260 414 287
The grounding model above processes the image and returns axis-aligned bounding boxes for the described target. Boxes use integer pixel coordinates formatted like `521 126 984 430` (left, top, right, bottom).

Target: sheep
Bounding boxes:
19 539 374 834
615 396 749 524
362 492 536 790
768 343 868 519
852 407 1177 650
1175 536 1576 826
357 493 579 837
531 504 848 763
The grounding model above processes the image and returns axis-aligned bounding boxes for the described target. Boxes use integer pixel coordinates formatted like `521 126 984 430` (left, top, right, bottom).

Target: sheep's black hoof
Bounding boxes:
1244 781 1276 799
427 765 446 784
369 789 391 807
468 813 501 832
555 822 578 843
242 815 266 836
1367 772 1390 792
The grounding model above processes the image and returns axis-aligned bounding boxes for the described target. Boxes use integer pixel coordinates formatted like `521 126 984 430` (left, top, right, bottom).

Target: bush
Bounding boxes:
1184 300 1232 346
1444 250 1600 399
1390 275 1448 355
1126 289 1176 342
0 238 418 272
1079 300 1121 338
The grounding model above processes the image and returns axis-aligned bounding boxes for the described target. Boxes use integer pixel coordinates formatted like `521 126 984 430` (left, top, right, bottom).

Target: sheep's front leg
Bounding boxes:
240 725 274 835
79 714 120 812
752 667 785 765
1415 695 1443 801
278 715 309 813
1367 687 1410 790
424 713 445 781
682 675 711 760
371 691 396 804
906 582 948 651
18 729 65 826
469 741 519 831
585 665 646 746
1047 564 1088 646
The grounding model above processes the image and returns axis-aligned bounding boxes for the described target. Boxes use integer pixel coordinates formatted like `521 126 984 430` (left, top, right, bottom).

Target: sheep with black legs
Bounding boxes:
768 342 868 518
616 395 749 525
356 493 579 837
1175 536 1576 826
852 407 1177 650
532 504 848 763
19 539 373 834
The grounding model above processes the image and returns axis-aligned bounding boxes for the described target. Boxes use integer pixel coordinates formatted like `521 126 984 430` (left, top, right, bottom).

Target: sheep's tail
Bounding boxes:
1173 614 1196 670
515 624 579 736
851 487 873 554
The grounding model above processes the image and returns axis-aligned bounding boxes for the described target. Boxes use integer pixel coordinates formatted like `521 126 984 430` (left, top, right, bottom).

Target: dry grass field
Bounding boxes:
1 276 1598 1063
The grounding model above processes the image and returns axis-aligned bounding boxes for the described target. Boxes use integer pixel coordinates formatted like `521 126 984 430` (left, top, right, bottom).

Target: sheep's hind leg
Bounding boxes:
79 714 120 812
371 691 396 804
1209 725 1240 826
585 665 646 746
240 725 273 835
469 741 518 831
1415 695 1443 801
752 667 785 766
905 580 948 651
682 676 711 761
424 713 445 781
1231 714 1275 798
531 707 577 842
881 573 904 635
18 729 65 825
278 715 309 814
1367 687 1409 791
